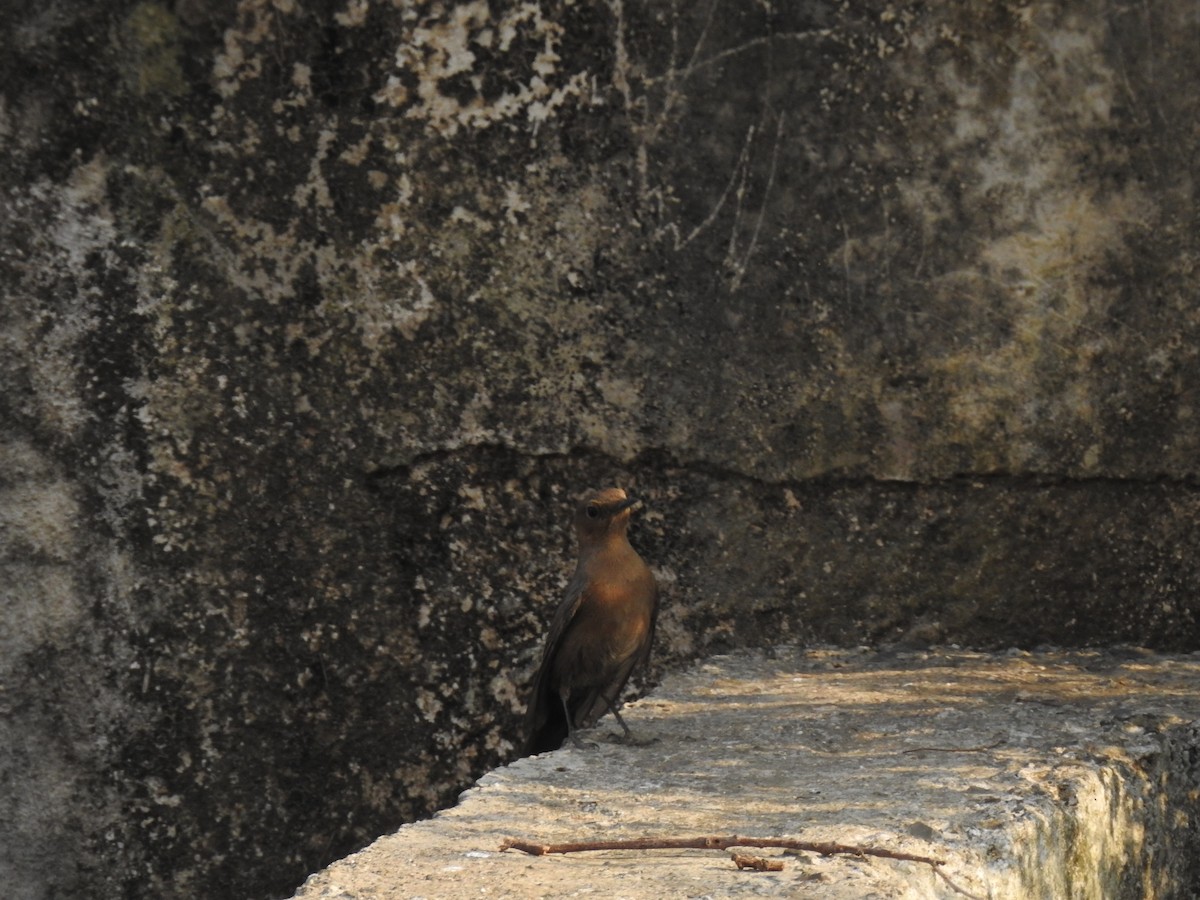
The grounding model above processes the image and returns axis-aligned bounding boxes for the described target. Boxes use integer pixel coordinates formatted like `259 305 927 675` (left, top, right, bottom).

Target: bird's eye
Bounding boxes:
586 504 599 519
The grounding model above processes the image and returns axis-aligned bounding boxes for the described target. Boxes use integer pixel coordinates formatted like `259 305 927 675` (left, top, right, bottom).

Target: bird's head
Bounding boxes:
574 487 642 542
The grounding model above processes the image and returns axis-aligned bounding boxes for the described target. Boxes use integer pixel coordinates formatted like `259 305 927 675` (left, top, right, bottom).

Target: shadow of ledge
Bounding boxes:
291 646 1200 899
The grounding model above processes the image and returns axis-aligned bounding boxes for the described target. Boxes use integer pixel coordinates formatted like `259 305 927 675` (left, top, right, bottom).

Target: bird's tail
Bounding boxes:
523 706 569 756
523 672 568 758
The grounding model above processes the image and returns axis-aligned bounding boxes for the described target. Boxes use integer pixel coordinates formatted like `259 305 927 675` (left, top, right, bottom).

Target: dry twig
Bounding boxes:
499 834 983 899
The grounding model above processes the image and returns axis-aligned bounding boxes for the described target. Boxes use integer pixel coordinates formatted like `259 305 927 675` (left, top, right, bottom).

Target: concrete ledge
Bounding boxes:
291 648 1200 899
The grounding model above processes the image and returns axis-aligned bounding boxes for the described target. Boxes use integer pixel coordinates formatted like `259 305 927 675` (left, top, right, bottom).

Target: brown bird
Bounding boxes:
522 487 659 755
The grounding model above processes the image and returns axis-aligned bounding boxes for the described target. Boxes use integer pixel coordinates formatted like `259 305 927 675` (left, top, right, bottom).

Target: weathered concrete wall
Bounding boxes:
3 1 1200 898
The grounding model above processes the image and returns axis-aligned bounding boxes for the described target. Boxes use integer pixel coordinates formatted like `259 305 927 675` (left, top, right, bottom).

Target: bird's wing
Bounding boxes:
538 565 590 666
521 566 589 754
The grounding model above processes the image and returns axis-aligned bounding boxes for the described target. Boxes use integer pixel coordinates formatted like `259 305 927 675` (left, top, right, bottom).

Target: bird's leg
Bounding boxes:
601 696 633 741
561 694 594 750
602 695 658 746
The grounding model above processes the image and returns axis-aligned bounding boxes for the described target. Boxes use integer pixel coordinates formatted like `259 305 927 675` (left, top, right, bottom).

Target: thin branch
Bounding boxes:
499 834 984 900
501 833 940 863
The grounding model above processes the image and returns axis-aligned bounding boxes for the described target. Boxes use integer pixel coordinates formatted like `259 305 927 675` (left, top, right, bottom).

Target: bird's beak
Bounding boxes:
615 496 643 514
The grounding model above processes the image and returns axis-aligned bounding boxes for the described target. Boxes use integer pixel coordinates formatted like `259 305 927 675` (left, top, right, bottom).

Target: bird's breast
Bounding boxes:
551 550 656 689
585 578 654 651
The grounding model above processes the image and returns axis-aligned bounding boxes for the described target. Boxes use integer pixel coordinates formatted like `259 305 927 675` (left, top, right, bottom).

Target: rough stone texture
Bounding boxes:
4 1 1200 898
290 647 1200 899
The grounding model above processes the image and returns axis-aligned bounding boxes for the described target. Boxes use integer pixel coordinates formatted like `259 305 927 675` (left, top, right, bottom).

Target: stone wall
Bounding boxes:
3 1 1199 898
